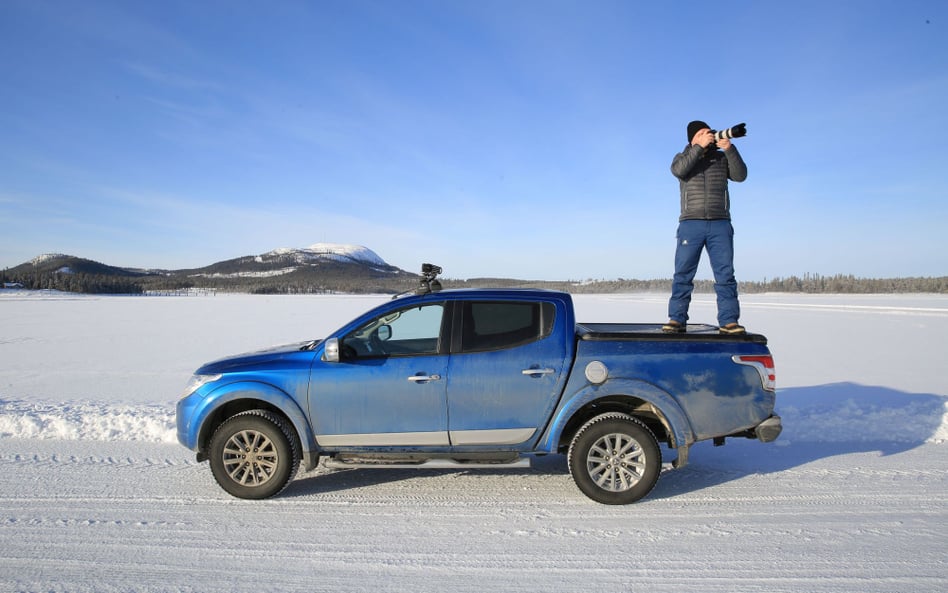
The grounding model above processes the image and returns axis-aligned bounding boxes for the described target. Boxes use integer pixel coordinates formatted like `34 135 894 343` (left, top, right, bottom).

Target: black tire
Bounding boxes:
208 410 301 499
567 413 661 505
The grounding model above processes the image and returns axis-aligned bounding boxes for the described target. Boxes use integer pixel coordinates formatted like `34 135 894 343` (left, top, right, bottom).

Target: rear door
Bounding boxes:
445 300 570 446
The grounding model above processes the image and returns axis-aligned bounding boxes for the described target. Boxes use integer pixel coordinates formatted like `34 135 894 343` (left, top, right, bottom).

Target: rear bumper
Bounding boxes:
720 414 782 444
754 414 782 443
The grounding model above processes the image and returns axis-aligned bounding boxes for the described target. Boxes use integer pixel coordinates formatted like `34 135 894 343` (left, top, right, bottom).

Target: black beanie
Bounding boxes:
687 120 709 143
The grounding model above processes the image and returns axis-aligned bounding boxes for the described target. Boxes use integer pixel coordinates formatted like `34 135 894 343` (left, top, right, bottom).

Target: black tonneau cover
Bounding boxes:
576 323 768 345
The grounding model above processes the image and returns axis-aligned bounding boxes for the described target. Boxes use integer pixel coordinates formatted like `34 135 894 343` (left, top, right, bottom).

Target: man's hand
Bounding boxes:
692 128 714 148
716 138 732 150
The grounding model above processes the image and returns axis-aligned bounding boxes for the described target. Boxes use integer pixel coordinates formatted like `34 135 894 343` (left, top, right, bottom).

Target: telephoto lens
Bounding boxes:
712 122 746 141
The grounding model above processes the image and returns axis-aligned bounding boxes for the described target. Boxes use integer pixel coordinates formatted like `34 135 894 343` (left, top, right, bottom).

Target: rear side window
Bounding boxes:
460 301 555 353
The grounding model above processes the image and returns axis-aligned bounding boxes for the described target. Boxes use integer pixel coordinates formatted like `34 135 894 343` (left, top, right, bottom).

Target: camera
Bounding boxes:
416 263 443 295
711 122 747 141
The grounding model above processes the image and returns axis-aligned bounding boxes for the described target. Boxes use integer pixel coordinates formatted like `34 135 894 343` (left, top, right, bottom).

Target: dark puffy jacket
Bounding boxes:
671 144 747 221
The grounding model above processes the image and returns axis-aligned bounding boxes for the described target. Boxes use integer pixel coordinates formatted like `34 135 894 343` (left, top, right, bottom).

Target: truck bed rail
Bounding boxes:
576 323 768 345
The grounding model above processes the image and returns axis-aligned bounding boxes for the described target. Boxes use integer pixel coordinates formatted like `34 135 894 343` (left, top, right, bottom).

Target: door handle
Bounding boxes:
521 368 555 376
407 374 441 383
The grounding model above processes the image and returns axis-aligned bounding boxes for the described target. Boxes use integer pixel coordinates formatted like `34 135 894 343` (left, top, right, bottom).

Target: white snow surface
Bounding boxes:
1 290 945 592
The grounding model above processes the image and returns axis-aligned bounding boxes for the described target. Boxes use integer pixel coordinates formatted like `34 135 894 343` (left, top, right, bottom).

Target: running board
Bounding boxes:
323 457 531 470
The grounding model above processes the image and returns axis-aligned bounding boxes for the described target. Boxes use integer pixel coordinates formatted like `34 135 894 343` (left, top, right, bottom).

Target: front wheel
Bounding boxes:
568 413 661 505
208 410 301 499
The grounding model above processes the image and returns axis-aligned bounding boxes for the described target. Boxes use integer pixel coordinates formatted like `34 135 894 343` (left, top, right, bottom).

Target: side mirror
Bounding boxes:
324 337 340 362
377 324 392 341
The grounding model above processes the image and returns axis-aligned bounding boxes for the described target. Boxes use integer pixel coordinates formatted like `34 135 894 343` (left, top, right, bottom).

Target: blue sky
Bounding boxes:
2 0 946 281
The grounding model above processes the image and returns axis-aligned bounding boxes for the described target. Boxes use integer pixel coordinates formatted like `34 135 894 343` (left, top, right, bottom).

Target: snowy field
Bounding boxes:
1 290 946 593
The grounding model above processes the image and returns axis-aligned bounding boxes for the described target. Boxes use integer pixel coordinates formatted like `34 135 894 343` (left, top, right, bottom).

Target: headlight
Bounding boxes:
180 373 222 399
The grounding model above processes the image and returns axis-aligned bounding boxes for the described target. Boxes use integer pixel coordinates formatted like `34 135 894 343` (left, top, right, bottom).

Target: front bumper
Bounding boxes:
175 395 200 450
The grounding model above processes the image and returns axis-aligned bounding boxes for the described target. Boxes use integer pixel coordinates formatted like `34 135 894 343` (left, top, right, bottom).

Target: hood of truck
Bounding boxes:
195 340 321 374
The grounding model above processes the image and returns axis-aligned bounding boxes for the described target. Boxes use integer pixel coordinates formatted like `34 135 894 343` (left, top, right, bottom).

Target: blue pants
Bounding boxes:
667 219 740 327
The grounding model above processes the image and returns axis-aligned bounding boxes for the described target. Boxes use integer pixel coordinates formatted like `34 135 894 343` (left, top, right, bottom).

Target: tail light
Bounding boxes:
733 355 776 392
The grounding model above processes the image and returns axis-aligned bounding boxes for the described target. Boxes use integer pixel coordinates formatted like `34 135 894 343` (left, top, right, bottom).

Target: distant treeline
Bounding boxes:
2 269 945 295
2 271 150 294
0 269 417 295
562 273 948 295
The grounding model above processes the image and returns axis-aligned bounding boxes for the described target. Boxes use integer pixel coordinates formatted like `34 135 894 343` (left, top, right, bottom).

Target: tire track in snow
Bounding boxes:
0 440 944 593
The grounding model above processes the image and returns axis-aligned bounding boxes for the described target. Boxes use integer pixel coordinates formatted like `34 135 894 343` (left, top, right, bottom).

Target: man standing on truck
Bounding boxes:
663 120 748 335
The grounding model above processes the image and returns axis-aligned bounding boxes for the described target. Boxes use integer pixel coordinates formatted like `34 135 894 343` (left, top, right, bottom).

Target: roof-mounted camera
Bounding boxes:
416 263 443 295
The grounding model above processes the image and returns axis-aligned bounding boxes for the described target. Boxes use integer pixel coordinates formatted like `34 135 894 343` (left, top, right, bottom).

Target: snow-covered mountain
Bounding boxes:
257 243 389 269
7 243 414 294
191 242 405 280
30 253 72 266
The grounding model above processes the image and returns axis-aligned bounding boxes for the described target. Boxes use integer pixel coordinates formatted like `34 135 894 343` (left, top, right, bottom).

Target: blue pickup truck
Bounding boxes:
176 266 781 504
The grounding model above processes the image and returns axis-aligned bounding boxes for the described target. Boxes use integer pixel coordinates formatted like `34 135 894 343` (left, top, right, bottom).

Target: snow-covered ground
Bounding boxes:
1 290 945 593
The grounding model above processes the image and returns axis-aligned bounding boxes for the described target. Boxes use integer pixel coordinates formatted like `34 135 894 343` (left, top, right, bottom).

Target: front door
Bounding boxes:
309 302 449 447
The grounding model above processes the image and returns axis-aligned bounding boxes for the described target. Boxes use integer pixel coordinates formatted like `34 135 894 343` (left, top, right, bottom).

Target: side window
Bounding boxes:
343 303 444 358
460 301 555 353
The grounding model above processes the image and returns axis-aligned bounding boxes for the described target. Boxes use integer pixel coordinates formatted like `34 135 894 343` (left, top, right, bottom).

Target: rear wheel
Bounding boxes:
568 413 661 504
208 410 301 499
